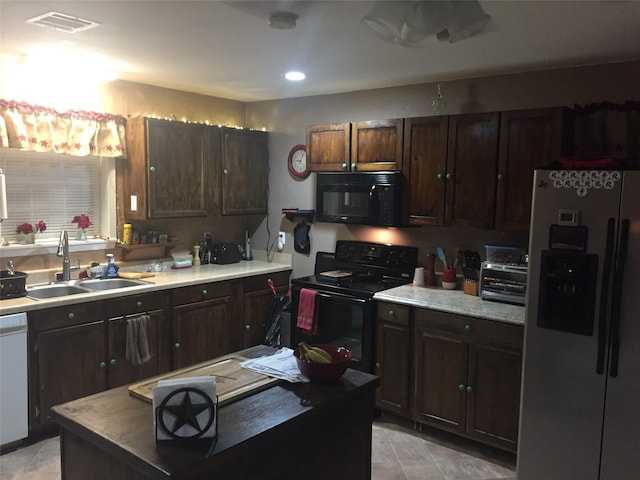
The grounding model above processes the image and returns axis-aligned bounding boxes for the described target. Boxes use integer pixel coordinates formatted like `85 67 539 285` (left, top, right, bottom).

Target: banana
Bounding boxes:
309 345 332 363
298 342 331 364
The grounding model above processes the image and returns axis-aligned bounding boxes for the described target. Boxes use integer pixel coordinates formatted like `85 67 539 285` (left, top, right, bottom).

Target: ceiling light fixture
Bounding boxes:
362 0 490 47
285 71 306 81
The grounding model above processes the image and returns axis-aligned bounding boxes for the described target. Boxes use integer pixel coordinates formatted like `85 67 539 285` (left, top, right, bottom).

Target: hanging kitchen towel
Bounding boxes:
296 288 318 335
126 314 152 365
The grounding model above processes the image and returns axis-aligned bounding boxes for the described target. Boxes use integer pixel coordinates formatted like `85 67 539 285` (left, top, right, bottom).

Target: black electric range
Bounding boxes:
290 240 418 373
292 240 419 298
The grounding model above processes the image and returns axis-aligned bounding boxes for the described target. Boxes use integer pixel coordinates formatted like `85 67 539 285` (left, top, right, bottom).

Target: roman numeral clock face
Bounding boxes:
288 144 309 179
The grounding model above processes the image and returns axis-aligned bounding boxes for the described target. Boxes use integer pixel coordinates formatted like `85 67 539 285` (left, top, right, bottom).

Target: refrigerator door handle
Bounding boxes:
597 217 616 375
609 218 630 378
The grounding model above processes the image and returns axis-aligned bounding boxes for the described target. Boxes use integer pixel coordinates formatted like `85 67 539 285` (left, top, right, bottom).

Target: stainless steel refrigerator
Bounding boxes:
518 169 640 480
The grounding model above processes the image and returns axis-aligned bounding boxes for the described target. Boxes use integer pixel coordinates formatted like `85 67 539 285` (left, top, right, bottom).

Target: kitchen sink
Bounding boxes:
26 278 153 299
27 284 91 299
79 278 153 291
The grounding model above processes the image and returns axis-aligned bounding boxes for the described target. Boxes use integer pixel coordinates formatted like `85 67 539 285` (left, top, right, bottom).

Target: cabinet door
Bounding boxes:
123 117 209 219
242 271 291 348
414 320 468 434
307 123 351 171
351 119 403 171
496 107 572 230
376 321 412 417
221 128 269 215
106 309 170 389
466 343 522 452
147 119 209 218
446 112 500 229
402 116 449 225
35 322 106 425
172 296 237 369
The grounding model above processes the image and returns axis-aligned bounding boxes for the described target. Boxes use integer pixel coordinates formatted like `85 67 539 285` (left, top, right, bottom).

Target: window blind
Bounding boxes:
1 149 101 243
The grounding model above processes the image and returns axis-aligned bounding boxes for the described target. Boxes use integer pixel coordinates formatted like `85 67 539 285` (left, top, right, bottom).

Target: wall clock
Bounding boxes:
287 144 309 179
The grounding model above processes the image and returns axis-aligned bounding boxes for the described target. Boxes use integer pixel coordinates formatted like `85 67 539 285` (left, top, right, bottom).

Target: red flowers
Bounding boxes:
16 222 33 234
72 214 92 230
16 220 47 234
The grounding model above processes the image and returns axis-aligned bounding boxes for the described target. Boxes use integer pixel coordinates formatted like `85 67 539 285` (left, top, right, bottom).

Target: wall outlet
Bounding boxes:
278 231 286 246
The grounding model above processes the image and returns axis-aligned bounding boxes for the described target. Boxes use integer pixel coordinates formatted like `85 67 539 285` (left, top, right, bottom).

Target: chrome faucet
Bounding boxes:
57 230 71 282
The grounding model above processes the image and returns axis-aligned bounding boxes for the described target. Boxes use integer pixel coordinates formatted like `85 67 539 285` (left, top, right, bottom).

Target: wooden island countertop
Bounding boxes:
51 345 379 480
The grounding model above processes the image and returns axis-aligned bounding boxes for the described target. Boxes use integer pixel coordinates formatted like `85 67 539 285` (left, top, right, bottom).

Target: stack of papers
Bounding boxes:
241 348 308 383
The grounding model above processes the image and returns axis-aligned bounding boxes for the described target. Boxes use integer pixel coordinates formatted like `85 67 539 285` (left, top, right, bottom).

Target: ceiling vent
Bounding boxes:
25 11 100 33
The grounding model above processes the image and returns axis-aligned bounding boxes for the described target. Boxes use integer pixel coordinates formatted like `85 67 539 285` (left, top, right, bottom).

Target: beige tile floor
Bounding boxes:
0 415 515 480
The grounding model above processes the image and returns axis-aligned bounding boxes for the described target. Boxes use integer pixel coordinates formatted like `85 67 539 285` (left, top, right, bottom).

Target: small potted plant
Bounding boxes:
72 214 93 240
16 220 46 244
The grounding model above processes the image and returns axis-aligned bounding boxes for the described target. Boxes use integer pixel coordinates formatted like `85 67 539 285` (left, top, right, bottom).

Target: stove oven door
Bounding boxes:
290 287 374 373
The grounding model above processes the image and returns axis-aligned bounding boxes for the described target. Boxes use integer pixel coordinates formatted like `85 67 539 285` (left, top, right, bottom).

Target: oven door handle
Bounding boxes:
315 292 368 304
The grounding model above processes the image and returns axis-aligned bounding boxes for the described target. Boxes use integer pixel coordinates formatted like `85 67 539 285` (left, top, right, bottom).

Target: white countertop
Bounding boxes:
0 258 292 316
373 284 525 326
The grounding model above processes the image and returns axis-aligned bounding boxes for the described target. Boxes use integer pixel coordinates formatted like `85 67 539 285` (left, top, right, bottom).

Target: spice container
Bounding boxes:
122 223 132 244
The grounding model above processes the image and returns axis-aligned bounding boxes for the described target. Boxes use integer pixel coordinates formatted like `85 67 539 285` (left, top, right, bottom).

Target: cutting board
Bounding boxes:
118 271 156 279
128 354 280 406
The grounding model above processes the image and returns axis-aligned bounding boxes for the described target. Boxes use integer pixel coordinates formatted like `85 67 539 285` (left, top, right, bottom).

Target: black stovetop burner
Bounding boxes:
292 240 419 298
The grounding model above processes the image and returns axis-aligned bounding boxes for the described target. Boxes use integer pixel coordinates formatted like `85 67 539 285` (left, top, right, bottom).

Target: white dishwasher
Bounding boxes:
0 312 28 446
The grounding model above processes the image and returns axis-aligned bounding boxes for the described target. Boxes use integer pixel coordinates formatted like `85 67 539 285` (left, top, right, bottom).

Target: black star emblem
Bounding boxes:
158 387 215 439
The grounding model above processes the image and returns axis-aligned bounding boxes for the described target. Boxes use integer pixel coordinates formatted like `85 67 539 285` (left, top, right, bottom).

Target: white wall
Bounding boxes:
247 61 640 278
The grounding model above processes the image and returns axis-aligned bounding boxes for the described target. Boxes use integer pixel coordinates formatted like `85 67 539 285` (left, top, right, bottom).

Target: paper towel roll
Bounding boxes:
0 169 7 220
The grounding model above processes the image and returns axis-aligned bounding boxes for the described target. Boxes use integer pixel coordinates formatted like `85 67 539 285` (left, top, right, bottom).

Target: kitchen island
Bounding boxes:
51 345 379 480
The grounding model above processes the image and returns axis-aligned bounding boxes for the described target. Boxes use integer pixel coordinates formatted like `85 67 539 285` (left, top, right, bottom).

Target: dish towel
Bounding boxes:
296 288 318 335
126 314 152 365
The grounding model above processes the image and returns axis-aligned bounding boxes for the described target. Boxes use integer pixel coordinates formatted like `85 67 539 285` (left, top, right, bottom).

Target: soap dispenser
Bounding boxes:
104 253 119 278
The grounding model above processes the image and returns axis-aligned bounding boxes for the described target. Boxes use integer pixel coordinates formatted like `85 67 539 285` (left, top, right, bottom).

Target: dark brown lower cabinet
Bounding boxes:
105 292 171 388
413 309 522 452
375 302 412 417
414 326 468 431
242 271 291 348
171 280 242 369
34 320 106 426
27 273 290 433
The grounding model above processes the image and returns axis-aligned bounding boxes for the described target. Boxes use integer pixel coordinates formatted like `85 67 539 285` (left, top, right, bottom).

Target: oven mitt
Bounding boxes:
294 221 311 255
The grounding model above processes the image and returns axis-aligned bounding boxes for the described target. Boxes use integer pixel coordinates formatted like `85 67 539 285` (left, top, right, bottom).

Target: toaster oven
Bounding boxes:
480 262 528 306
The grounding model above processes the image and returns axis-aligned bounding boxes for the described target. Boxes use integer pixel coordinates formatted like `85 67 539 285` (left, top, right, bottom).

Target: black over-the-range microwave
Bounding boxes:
315 171 402 227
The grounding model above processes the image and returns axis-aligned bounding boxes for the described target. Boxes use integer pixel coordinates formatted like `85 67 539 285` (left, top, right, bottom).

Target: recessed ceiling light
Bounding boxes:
285 71 305 81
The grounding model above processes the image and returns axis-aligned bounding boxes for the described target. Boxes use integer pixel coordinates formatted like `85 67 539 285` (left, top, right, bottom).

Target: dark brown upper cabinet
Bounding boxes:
221 127 269 215
351 119 403 171
123 117 211 219
403 116 450 226
307 119 403 172
402 112 500 229
495 107 573 230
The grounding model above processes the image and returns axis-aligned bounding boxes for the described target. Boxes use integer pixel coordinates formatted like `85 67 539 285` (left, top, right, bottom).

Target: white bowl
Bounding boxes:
442 281 457 290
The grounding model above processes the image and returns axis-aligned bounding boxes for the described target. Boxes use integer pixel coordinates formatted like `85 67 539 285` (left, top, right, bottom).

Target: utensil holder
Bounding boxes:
463 279 479 296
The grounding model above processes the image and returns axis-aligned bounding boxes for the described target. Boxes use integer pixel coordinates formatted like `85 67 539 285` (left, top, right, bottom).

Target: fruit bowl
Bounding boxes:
294 344 352 382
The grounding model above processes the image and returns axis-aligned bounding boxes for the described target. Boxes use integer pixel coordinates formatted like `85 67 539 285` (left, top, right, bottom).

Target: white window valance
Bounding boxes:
0 99 127 157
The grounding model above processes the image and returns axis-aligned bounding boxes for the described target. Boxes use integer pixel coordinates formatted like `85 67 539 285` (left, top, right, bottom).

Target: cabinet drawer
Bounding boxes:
243 271 291 292
414 308 469 337
471 317 523 349
376 302 411 326
172 281 231 305
105 291 168 318
31 302 101 332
